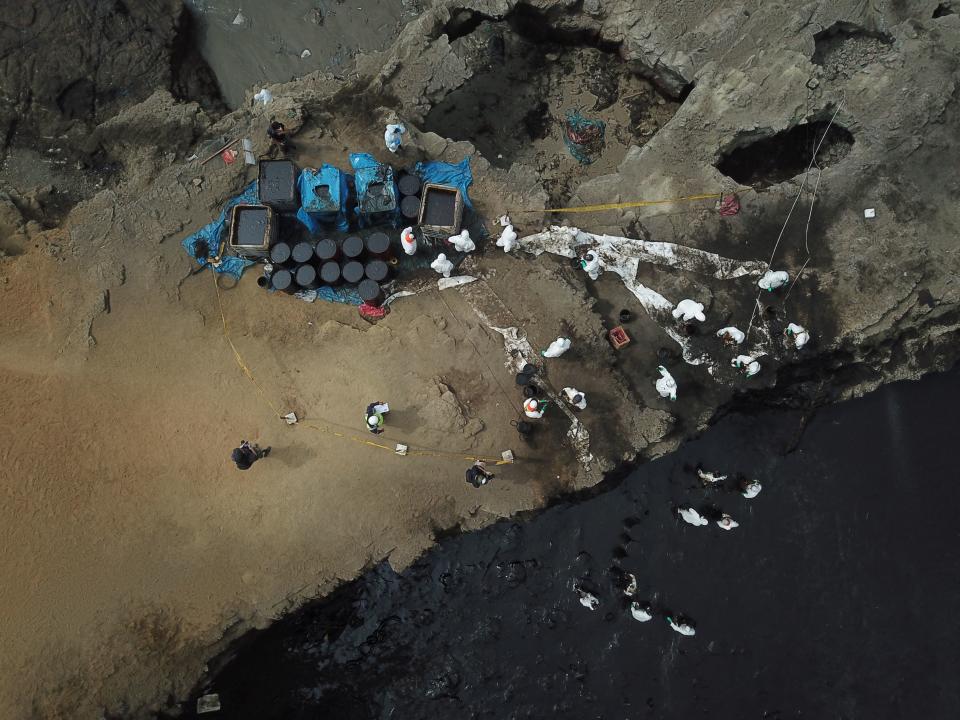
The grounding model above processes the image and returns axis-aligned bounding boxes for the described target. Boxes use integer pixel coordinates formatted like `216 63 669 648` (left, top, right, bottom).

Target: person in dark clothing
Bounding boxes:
267 121 293 152
231 440 270 470
465 460 495 488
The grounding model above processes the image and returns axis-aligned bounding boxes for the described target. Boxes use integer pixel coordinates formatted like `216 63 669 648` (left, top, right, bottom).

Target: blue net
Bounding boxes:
181 181 259 279
563 110 606 165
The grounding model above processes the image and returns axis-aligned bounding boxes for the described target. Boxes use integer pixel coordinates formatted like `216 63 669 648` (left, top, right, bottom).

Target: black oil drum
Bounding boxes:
364 259 389 282
270 268 294 293
400 195 421 220
365 231 393 260
342 235 364 260
315 238 339 262
342 260 364 285
397 174 421 197
269 241 292 266
295 264 319 289
320 261 341 286
358 279 384 306
292 240 315 264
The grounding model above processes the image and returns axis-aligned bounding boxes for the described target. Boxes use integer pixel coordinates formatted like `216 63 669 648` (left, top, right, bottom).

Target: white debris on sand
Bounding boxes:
541 337 571 358
437 275 477 290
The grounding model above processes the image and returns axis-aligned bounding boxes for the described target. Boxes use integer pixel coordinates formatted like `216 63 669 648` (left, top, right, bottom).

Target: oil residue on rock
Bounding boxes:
172 369 960 719
184 0 419 108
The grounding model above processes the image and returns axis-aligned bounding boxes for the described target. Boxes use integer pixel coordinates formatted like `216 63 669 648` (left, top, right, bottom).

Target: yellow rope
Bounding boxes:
210 269 512 465
512 191 726 214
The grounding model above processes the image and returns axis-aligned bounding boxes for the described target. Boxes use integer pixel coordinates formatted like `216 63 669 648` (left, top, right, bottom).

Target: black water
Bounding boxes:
422 188 457 226
234 206 269 246
174 369 960 720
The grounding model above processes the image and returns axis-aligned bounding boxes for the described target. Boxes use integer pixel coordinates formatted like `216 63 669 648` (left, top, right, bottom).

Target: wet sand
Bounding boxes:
183 368 960 719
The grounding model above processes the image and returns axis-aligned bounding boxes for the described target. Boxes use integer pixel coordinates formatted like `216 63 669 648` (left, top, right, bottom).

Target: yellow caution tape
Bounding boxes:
513 192 725 214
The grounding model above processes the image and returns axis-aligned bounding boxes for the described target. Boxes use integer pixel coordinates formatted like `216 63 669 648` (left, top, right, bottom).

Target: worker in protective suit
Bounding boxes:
581 250 601 280
656 365 677 401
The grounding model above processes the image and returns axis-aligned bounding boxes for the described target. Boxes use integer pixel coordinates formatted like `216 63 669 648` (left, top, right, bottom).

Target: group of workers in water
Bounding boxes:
572 461 764 638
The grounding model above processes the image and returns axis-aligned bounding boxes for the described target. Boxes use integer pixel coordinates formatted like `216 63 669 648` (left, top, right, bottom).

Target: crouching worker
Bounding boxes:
365 401 389 434
465 460 495 488
231 440 270 470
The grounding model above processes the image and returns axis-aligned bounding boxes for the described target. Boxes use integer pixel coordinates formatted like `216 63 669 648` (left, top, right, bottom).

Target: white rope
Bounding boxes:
745 98 845 337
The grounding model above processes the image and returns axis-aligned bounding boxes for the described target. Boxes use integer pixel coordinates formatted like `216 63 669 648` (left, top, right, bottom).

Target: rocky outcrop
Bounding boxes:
0 0 222 160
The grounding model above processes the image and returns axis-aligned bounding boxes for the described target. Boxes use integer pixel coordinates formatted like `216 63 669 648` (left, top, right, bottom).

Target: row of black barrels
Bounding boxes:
270 231 394 267
264 261 386 305
398 173 422 221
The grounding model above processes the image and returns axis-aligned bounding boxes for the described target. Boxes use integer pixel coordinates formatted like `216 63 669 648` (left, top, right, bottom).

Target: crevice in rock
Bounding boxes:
443 8 491 42
169 4 228 118
933 3 956 18
812 22 894 80
714 120 854 188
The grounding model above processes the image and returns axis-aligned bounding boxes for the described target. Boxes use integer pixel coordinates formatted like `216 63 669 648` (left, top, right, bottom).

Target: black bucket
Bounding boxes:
292 241 315 264
320 261 341 286
256 275 269 288
619 309 632 323
342 260 364 285
522 384 539 399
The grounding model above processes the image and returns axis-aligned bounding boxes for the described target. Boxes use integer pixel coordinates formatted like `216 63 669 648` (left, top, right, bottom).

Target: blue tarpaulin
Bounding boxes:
413 158 473 208
349 152 399 227
181 181 259 279
297 165 351 232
